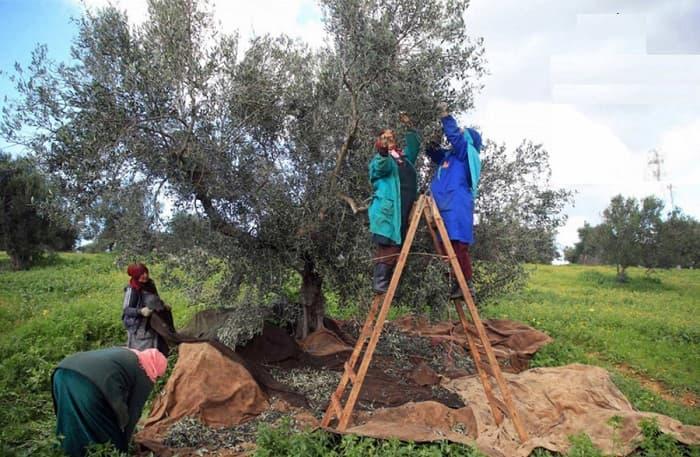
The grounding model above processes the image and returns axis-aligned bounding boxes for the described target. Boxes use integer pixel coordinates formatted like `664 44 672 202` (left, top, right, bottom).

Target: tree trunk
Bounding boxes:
297 256 326 339
617 265 628 283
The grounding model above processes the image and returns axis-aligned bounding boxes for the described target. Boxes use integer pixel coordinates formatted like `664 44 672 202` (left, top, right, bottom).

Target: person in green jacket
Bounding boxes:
368 113 421 293
51 347 168 456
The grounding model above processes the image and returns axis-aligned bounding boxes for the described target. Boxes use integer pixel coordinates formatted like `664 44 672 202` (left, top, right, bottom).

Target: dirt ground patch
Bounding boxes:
615 363 699 408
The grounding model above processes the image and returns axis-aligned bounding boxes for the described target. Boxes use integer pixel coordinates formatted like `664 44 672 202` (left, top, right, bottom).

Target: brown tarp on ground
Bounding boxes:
391 315 553 372
344 400 478 445
298 316 552 375
343 364 700 457
298 327 353 356
135 343 270 455
255 326 466 409
447 364 700 456
136 313 699 456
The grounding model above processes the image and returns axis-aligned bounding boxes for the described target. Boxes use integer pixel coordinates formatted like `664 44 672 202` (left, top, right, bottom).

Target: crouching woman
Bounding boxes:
52 347 168 456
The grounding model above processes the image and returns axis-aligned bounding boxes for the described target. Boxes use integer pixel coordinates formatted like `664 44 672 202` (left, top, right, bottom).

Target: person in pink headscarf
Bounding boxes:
52 347 168 456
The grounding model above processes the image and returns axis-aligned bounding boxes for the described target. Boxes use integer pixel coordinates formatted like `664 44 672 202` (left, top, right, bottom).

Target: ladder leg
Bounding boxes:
336 196 426 430
321 294 382 427
423 205 445 257
428 196 529 442
454 299 504 424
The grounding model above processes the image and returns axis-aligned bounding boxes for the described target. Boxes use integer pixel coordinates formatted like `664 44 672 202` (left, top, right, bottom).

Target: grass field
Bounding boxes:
0 253 200 455
0 252 698 456
482 264 699 426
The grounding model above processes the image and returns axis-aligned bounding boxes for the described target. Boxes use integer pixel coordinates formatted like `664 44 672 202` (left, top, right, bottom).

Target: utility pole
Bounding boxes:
648 148 663 182
647 148 675 207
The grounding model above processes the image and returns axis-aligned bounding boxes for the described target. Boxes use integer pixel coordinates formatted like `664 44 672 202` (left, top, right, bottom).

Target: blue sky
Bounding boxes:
0 1 76 92
0 0 77 154
1 0 699 252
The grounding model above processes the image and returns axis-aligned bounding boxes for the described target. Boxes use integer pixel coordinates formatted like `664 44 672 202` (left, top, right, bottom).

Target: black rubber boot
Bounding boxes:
451 279 477 303
372 263 394 294
450 281 463 299
467 279 478 306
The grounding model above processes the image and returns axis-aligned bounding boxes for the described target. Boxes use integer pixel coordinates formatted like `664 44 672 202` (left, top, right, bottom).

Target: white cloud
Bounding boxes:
70 0 149 23
473 100 647 188
472 98 696 248
215 0 325 49
69 0 327 48
559 215 587 248
464 0 700 251
657 119 700 216
659 119 700 186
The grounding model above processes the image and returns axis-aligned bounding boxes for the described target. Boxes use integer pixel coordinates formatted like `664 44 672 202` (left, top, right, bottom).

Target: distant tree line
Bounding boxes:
565 194 700 281
0 154 77 269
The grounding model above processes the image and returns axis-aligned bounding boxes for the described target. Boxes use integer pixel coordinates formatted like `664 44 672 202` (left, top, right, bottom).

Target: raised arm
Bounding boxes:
425 142 447 164
441 115 468 161
398 112 421 165
403 129 421 165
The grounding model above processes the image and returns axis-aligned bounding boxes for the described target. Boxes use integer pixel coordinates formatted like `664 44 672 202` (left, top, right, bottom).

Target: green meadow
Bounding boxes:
482 264 699 426
0 253 697 456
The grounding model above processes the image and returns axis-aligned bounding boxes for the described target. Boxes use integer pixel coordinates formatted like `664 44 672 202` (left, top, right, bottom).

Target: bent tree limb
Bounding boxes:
339 193 369 214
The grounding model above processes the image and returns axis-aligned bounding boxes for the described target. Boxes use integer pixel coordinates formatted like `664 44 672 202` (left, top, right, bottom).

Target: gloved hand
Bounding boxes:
398 111 414 127
437 101 449 118
139 307 153 317
427 140 441 152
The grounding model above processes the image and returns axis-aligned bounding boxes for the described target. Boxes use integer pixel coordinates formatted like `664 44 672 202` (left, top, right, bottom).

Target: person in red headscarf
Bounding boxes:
368 113 421 293
122 263 170 354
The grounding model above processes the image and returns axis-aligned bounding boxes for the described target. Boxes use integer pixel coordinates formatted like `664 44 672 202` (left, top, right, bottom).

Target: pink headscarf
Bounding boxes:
129 348 168 383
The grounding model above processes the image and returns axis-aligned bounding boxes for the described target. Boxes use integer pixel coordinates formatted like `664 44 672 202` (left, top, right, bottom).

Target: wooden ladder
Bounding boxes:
320 194 529 443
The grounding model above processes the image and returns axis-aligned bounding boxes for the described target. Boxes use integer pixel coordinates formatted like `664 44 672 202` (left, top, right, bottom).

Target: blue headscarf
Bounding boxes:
464 128 481 197
466 128 482 152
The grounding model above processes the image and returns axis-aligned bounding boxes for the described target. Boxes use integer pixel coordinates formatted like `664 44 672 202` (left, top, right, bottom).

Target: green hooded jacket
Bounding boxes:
368 129 421 245
53 347 153 438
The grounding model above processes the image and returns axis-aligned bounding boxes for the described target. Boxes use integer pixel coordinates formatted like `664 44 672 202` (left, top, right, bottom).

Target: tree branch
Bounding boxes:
338 193 369 214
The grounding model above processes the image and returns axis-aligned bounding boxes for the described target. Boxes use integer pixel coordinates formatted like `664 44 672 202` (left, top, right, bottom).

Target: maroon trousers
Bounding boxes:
373 244 401 266
451 240 473 282
374 241 472 282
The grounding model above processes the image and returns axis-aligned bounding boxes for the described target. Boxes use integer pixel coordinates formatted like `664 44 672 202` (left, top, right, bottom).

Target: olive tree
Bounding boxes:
0 154 77 269
2 0 570 338
3 0 487 336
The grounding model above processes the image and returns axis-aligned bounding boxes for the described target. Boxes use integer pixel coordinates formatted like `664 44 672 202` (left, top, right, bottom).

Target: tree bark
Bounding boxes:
297 255 326 339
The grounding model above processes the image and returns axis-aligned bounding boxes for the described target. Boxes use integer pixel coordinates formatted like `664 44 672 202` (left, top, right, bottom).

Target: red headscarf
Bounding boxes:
127 263 149 290
375 129 404 163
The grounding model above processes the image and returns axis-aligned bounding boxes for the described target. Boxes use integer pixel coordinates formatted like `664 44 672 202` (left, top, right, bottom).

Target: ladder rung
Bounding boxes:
491 395 509 416
322 195 528 443
330 393 343 418
478 361 496 378
344 362 357 384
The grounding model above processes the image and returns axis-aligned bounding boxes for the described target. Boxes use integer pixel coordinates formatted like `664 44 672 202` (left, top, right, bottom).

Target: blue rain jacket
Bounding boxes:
426 115 481 244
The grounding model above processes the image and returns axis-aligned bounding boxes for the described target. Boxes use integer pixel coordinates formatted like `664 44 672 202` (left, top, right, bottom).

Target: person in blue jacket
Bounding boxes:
426 102 482 300
368 113 421 293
